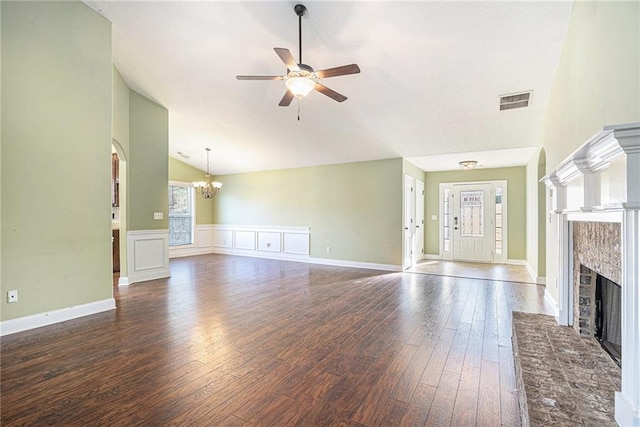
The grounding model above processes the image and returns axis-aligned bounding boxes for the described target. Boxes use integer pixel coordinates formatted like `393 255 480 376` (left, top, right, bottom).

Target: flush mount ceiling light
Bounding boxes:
193 148 222 199
236 4 360 106
459 160 478 170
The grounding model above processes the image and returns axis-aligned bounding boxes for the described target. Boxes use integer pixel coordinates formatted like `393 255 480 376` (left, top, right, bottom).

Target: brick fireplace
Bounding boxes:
572 221 621 338
544 122 640 426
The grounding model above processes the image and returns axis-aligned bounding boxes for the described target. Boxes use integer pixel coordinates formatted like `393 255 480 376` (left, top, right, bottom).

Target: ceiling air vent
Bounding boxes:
499 91 532 111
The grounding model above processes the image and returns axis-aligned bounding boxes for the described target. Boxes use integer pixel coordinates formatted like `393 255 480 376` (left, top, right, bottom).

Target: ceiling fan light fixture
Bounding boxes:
285 76 315 98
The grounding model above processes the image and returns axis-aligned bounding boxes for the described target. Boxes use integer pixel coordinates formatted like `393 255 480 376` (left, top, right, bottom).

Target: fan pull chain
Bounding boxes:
297 98 301 121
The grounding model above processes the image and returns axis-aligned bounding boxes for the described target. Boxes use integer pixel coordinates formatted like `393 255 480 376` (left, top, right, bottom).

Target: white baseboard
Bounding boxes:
544 288 559 318
211 247 310 263
210 248 400 272
508 259 546 284
306 257 401 272
0 298 116 337
523 260 537 283
118 276 129 286
128 267 171 284
170 246 213 259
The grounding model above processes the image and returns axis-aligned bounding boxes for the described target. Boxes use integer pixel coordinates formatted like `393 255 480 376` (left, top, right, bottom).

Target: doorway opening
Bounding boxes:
403 175 425 270
112 140 128 286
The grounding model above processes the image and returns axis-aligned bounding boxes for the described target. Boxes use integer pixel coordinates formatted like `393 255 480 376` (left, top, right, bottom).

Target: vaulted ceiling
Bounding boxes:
85 1 573 174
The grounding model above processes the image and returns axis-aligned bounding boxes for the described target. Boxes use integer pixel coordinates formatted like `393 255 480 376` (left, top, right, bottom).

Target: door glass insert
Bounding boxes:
460 190 484 237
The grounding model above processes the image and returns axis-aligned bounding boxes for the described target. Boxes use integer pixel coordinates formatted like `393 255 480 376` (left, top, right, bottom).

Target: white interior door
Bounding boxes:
403 175 414 269
452 183 494 262
414 180 424 264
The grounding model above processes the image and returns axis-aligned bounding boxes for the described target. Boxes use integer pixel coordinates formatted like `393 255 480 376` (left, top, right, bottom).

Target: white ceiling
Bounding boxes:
85 1 573 175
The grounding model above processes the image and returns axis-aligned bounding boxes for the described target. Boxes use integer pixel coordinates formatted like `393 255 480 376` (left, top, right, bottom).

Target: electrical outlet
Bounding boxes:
326 246 331 253
7 290 18 303
153 212 163 220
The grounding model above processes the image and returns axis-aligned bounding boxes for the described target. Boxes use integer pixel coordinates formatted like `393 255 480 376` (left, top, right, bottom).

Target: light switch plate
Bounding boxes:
154 212 163 220
431 215 437 221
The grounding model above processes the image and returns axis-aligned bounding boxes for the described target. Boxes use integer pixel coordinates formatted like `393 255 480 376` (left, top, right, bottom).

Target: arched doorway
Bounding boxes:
112 139 128 285
537 147 546 280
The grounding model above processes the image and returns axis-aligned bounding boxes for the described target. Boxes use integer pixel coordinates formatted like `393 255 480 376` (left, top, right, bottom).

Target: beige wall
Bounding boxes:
212 159 403 265
1 1 113 319
425 167 527 260
543 1 640 302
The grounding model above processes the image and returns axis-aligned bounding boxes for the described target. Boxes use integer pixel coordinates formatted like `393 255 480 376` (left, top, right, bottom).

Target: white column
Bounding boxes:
617 126 640 426
556 214 572 326
616 209 640 426
545 174 573 326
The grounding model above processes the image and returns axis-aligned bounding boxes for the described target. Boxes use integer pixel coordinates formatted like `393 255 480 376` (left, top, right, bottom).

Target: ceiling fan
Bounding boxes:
236 4 360 107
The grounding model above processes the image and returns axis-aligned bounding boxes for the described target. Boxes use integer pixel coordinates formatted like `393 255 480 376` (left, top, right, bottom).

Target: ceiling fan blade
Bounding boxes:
279 90 295 107
314 83 347 103
236 75 283 80
315 64 361 79
274 48 300 72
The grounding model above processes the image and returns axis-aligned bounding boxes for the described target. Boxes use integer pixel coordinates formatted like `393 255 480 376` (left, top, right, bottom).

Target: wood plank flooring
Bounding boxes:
1 255 553 426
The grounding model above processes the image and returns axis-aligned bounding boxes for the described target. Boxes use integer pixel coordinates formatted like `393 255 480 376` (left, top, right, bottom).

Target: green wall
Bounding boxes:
169 157 215 224
113 67 130 155
542 1 640 302
128 91 169 230
1 1 113 319
543 1 639 170
213 158 403 265
424 167 527 260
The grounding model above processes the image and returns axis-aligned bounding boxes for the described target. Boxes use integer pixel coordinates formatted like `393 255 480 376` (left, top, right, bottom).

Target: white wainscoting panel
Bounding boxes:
235 231 257 250
258 232 281 253
170 225 219 259
213 229 233 248
197 226 213 249
212 225 310 261
283 232 310 255
127 230 170 284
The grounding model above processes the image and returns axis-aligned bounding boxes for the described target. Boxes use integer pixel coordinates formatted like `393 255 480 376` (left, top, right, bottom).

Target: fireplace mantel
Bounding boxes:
543 122 640 426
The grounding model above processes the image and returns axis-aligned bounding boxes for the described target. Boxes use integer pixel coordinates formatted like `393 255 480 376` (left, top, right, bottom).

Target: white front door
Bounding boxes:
452 183 494 262
414 179 425 264
403 175 414 269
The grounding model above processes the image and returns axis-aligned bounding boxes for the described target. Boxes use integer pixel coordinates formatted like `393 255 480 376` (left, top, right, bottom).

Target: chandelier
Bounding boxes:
192 148 222 198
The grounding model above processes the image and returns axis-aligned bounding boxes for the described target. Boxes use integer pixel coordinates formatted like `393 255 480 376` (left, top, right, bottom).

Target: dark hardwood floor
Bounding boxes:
1 254 552 426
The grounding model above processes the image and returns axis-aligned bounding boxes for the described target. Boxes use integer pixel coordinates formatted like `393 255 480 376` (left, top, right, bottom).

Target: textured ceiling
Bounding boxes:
85 1 573 174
